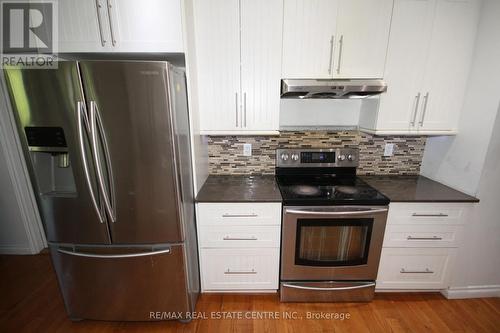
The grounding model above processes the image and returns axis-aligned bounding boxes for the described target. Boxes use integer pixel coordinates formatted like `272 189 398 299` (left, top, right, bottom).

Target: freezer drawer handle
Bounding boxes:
224 269 257 275
282 282 375 291
407 236 443 240
57 248 171 259
223 236 258 241
400 268 434 274
222 213 258 218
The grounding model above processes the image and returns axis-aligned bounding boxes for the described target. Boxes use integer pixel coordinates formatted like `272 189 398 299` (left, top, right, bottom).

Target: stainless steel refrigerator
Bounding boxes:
3 61 199 321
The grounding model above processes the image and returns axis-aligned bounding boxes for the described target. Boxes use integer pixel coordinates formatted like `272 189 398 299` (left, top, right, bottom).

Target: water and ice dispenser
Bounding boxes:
25 127 77 196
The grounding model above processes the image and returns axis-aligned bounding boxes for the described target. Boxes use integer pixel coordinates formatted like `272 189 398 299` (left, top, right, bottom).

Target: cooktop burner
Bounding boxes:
275 148 390 206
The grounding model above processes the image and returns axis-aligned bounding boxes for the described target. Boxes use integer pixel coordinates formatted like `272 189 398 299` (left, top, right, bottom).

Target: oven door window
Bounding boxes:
295 218 373 267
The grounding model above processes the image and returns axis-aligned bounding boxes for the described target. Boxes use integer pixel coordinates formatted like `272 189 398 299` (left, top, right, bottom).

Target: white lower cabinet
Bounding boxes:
196 202 281 292
377 203 472 291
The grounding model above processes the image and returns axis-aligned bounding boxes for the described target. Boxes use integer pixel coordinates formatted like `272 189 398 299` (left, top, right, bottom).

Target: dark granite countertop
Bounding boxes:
361 175 479 203
196 175 282 202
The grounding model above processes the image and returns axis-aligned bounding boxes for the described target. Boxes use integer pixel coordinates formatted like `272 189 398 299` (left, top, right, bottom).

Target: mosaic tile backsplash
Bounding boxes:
208 131 427 175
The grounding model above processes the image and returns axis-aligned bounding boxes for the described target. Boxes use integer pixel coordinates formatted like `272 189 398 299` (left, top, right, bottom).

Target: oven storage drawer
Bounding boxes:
200 248 279 290
196 203 281 226
199 225 280 248
280 281 375 302
376 248 456 290
383 224 464 248
387 203 469 225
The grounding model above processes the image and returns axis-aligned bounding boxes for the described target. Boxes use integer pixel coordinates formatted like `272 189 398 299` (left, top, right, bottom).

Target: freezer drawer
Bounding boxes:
50 244 193 321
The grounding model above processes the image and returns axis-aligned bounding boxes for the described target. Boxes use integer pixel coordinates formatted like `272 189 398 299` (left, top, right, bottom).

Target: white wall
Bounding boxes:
420 0 500 196
182 0 209 193
421 0 500 296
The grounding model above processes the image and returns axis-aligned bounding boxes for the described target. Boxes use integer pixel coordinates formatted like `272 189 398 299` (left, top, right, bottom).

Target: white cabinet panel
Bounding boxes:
377 248 455 289
196 203 281 226
281 0 339 78
201 248 280 290
383 224 464 248
335 0 393 78
240 0 282 131
194 0 241 132
418 0 480 131
371 0 435 132
107 0 183 52
199 225 281 248
387 203 469 225
58 0 111 52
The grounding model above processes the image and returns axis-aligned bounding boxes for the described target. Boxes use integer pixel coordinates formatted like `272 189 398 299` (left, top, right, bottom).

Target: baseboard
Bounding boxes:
441 285 500 299
0 245 36 255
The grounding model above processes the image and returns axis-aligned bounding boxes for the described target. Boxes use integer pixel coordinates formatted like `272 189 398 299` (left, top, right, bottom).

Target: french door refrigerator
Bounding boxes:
3 61 199 321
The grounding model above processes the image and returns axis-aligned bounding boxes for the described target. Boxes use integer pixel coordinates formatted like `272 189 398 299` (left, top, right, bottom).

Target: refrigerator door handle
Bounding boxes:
77 101 105 223
90 100 117 222
57 247 171 259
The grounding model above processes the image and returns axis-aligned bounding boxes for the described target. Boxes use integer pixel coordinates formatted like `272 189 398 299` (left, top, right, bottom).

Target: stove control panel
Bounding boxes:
276 148 359 168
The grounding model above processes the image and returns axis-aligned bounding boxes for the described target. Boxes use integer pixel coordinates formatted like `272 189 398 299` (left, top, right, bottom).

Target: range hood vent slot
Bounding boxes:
281 79 387 99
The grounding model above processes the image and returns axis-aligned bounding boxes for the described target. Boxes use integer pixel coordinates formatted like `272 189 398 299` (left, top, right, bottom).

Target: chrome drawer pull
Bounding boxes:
224 269 257 275
223 236 258 241
400 268 434 274
407 236 443 240
412 213 448 217
222 213 258 218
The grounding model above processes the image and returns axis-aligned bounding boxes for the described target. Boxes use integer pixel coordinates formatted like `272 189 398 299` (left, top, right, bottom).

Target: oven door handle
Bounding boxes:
285 208 388 216
282 282 376 291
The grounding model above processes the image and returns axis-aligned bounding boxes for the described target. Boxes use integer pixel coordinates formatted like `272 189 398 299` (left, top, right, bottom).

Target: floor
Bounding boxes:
1 253 499 333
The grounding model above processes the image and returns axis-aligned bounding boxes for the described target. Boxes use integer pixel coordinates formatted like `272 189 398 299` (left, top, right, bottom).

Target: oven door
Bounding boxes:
281 206 388 281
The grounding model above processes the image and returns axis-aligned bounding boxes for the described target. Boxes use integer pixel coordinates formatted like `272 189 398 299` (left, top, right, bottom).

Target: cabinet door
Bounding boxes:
418 0 480 132
194 0 241 132
106 0 183 52
374 0 435 132
240 0 283 131
58 0 111 52
281 0 339 78
335 0 393 78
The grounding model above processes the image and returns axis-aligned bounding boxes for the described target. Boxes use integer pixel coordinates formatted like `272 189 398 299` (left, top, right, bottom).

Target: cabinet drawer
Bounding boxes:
387 203 470 225
383 224 464 248
377 248 455 290
199 225 280 248
196 203 281 226
200 248 279 291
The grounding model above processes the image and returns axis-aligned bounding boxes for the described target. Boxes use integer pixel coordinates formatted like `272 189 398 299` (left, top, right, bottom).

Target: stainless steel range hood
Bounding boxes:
281 79 387 99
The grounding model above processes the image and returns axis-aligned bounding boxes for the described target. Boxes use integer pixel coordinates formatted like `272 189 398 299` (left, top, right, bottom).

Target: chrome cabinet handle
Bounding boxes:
400 268 434 274
410 93 421 127
412 213 448 217
407 236 443 240
224 269 257 275
95 0 106 46
90 101 116 222
223 236 258 241
328 35 335 75
235 92 239 127
222 213 258 218
282 282 375 291
336 35 344 74
57 247 171 259
243 92 247 127
106 0 117 46
419 92 429 126
77 101 105 223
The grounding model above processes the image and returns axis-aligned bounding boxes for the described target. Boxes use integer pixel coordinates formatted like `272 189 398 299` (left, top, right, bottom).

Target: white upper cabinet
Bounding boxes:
281 0 393 79
281 0 339 78
334 0 393 78
194 0 241 132
58 0 183 53
359 0 480 135
195 0 283 134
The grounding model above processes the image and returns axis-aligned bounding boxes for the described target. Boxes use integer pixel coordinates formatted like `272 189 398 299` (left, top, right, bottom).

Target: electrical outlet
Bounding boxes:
384 143 395 157
243 143 252 156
